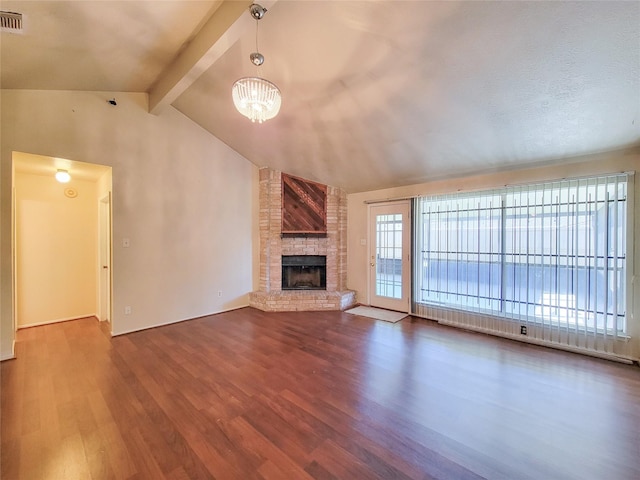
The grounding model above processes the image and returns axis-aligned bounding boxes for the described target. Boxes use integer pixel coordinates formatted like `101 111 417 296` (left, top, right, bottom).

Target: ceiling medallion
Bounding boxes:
232 4 281 123
64 188 78 198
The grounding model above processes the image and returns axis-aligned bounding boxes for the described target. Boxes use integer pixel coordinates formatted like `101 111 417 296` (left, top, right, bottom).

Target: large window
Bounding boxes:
415 174 629 334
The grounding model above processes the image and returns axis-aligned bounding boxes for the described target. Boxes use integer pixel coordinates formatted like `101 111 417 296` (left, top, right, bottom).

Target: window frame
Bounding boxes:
413 173 632 336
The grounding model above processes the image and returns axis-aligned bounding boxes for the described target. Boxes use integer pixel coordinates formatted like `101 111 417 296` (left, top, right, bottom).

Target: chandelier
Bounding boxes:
232 4 281 123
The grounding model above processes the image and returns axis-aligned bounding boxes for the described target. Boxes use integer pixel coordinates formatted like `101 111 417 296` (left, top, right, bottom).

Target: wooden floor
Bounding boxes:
2 308 639 480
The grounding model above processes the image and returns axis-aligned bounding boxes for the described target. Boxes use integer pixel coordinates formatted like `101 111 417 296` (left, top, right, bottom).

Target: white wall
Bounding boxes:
347 148 640 360
15 172 98 326
1 90 259 358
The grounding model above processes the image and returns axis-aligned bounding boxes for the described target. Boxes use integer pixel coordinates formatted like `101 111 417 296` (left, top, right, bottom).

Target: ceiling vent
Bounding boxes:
0 11 23 32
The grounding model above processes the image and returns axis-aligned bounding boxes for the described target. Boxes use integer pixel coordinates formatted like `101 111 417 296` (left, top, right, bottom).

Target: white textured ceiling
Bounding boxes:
0 0 220 92
2 0 639 192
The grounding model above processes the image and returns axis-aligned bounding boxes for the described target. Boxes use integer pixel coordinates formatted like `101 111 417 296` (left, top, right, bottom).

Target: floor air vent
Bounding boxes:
1 11 23 32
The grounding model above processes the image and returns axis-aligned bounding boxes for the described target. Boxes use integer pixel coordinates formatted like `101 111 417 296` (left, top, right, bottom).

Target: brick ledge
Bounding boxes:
249 290 356 312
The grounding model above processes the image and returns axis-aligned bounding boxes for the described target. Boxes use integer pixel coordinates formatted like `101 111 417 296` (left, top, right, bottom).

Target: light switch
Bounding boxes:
123 238 130 248
360 238 366 246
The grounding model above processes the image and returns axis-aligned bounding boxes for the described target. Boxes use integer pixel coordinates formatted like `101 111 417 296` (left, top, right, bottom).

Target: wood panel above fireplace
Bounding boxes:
281 173 327 235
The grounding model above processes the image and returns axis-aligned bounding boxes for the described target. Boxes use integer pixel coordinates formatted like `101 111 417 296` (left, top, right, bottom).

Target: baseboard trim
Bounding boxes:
18 314 97 329
436 319 636 365
0 341 16 361
112 305 249 337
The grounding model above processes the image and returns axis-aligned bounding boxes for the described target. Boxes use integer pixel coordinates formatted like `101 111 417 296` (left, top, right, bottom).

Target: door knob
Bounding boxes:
370 262 375 267
102 265 108 269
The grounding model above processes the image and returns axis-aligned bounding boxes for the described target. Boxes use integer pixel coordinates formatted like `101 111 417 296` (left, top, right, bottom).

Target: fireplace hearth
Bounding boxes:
282 255 326 290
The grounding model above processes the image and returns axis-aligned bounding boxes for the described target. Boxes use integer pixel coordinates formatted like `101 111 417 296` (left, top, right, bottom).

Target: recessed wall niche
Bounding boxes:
281 173 327 235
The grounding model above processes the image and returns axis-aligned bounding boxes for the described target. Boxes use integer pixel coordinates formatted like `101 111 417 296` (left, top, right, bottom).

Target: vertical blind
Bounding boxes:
413 174 630 352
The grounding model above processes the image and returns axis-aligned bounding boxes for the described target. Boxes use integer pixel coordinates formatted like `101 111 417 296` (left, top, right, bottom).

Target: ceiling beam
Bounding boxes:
149 0 277 115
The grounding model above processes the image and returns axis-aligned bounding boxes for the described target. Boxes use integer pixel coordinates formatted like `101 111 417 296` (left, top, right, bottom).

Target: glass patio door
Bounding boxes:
368 201 410 312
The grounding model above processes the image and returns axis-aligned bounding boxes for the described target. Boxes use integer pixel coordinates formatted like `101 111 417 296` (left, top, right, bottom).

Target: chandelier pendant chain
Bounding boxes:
255 18 259 55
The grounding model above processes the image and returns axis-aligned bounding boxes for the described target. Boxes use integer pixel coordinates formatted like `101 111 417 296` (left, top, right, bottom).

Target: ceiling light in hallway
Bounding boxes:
55 169 71 183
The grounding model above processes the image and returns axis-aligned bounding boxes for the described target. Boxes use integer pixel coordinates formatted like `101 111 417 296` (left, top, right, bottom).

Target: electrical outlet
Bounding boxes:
217 290 222 297
520 325 527 335
125 306 132 315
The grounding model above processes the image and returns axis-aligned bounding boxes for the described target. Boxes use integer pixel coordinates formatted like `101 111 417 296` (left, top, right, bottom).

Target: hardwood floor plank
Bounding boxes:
0 438 20 480
164 466 192 480
226 416 315 480
262 390 425 479
310 438 388 480
304 460 339 480
2 310 639 480
86 391 116 429
256 459 289 479
98 422 138 480
20 398 40 436
17 431 45 480
42 432 93 480
281 388 487 480
124 427 166 479
106 356 217 479
81 428 118 480
56 399 82 441
241 397 318 465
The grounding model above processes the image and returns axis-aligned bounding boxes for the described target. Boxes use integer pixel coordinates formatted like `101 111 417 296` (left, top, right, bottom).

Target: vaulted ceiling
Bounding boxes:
2 1 639 192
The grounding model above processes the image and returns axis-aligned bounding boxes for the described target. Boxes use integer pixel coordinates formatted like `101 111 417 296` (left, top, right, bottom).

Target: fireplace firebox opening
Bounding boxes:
282 255 326 290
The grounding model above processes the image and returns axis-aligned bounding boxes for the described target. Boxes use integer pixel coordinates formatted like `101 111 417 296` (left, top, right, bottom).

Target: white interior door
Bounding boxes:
99 194 111 322
368 201 411 312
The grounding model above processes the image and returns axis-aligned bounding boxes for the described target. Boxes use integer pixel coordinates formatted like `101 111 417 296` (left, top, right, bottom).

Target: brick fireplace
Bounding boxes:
249 168 356 311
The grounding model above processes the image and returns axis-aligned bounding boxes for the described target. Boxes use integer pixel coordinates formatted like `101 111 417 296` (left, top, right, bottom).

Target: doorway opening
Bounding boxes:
12 152 113 333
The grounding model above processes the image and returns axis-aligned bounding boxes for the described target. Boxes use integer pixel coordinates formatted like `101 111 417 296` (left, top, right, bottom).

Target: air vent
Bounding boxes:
0 11 23 32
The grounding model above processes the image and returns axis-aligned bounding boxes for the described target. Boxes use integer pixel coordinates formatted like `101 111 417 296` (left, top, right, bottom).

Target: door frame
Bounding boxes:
367 200 411 312
98 193 112 323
